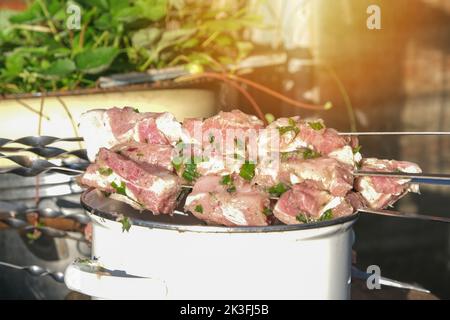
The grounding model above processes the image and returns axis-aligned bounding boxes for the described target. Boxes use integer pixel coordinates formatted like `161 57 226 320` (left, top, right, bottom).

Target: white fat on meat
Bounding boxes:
221 204 248 225
155 112 183 145
320 196 344 216
328 146 357 167
79 109 117 161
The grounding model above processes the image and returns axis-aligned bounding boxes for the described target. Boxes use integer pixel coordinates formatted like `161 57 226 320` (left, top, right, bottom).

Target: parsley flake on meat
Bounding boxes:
111 181 127 196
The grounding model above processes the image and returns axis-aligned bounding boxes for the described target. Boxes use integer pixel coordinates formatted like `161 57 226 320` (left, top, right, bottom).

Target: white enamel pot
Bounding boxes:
65 189 358 300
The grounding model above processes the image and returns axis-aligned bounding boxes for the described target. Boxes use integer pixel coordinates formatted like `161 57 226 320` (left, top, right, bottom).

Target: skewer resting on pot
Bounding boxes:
2 107 449 226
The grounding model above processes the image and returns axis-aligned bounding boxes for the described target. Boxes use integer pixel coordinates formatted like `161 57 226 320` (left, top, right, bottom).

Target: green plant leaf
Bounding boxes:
75 47 119 74
131 27 161 48
136 0 168 21
43 58 76 77
109 0 130 12
9 1 43 24
114 6 142 22
5 52 25 76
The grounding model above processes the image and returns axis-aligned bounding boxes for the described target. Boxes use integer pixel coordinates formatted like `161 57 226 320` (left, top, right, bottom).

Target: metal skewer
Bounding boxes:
2 131 449 149
354 171 450 185
0 261 65 283
358 208 450 223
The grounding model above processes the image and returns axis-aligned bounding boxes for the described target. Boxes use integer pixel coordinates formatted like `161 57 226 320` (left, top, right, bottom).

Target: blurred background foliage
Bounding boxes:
0 0 262 94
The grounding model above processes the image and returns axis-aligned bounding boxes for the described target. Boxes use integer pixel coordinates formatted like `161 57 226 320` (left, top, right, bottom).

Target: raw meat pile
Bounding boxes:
79 107 422 227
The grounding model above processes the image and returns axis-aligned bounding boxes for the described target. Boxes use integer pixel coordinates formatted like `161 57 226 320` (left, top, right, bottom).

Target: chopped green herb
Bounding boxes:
281 150 302 161
98 167 113 176
209 135 215 144
133 108 140 113
278 125 300 135
319 209 333 221
182 163 200 182
194 204 203 213
303 148 321 159
352 145 362 154
226 185 237 193
118 216 131 232
296 214 309 223
288 118 297 127
172 157 183 172
239 162 256 181
268 183 290 197
263 207 273 216
309 121 324 130
111 181 127 196
26 231 41 242
281 152 291 161
220 175 232 185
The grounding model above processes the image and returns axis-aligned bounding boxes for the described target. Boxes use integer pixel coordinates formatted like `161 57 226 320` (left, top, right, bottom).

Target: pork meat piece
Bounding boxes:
273 183 356 225
354 158 422 209
181 109 264 148
80 148 181 214
111 142 174 172
184 175 270 226
79 107 182 161
254 156 354 197
264 117 361 166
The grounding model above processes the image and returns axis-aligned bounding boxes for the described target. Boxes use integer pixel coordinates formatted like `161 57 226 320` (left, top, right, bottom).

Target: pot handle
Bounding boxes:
64 260 168 299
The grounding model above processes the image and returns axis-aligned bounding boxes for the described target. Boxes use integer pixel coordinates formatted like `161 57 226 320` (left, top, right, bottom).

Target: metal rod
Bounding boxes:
0 261 65 283
354 171 450 185
359 208 450 223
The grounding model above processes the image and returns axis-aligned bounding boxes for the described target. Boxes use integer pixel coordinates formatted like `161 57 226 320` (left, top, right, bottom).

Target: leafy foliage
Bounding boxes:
0 0 259 94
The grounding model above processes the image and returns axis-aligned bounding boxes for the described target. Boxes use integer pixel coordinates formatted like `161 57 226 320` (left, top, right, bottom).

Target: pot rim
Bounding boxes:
81 189 359 233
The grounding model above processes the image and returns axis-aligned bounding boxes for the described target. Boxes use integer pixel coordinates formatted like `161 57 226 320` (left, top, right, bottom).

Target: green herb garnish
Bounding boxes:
133 108 140 113
239 162 256 181
296 214 309 223
319 209 333 221
182 163 200 182
220 175 232 185
172 157 183 172
308 121 324 130
111 181 127 196
278 125 300 135
303 148 321 159
194 205 203 213
209 135 215 144
268 183 290 197
352 145 362 154
118 216 131 233
263 207 273 216
98 167 113 176
226 185 237 193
